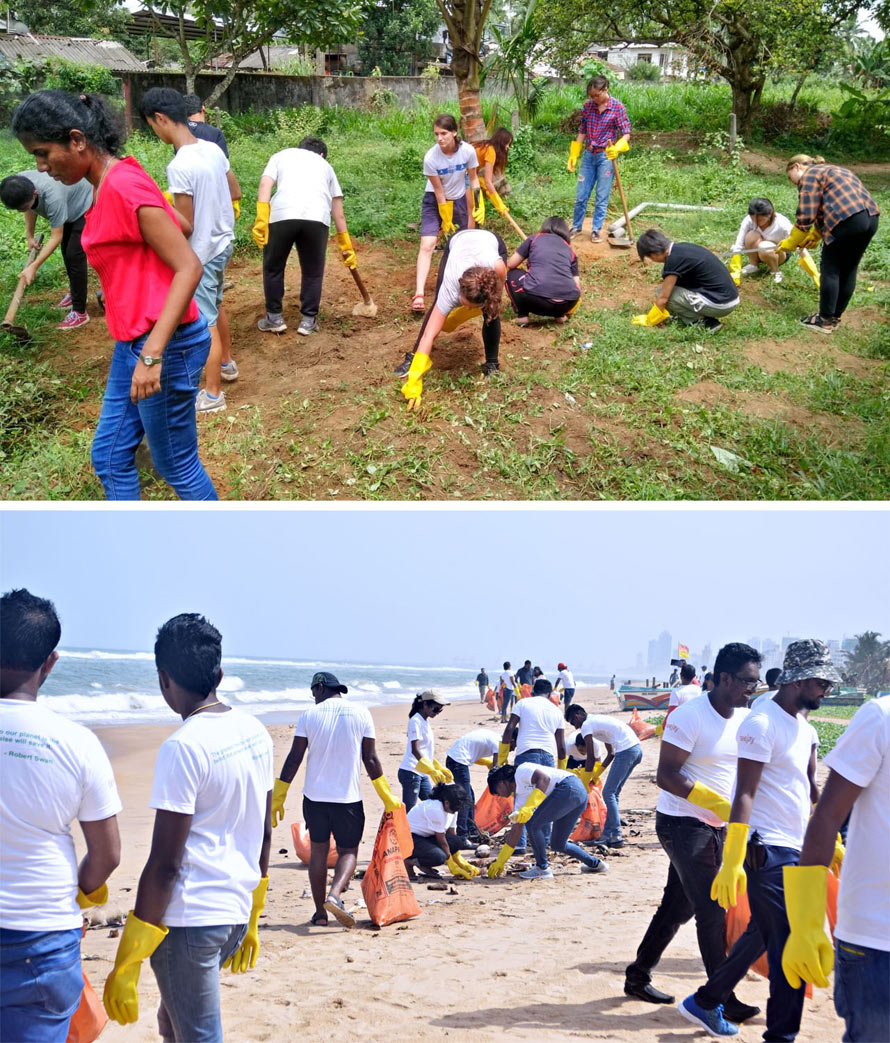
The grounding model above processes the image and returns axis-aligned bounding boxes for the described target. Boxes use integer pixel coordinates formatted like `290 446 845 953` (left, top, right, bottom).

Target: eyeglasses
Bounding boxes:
733 675 761 691
430 705 444 715
811 679 834 692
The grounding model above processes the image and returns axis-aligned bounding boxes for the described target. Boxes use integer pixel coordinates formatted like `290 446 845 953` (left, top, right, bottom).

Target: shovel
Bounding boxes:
348 266 378 318
608 156 634 249
2 233 45 343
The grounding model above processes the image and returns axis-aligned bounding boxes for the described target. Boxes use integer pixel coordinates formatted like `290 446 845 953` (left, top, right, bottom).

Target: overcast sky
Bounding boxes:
1 508 886 671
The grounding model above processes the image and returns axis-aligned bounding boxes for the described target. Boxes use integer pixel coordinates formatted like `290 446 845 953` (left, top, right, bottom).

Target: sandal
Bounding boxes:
515 317 530 327
418 866 444 879
324 894 356 928
310 911 328 926
411 293 425 313
800 313 837 334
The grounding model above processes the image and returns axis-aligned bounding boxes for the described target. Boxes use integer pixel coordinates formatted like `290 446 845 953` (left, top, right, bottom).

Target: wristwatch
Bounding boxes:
139 354 163 366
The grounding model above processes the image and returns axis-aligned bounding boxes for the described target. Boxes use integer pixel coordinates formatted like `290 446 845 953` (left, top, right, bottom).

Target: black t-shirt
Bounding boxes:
476 672 488 686
516 233 580 300
188 120 229 158
516 666 533 686
663 242 737 304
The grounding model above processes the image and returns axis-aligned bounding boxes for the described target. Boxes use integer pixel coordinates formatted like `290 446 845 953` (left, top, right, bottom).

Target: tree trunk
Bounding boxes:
788 70 808 116
450 44 485 141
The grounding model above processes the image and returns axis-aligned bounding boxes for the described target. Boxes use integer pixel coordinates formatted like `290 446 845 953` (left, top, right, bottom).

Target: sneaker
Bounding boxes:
57 292 72 309
773 271 784 284
195 389 226 413
701 316 722 332
297 316 319 336
58 310 89 330
741 263 758 275
591 230 603 243
96 290 106 315
800 313 836 334
722 998 761 1024
482 360 500 377
581 859 608 873
677 996 739 1037
257 315 287 334
569 228 583 240
520 865 554 879
394 352 415 377
220 360 239 382
600 837 624 848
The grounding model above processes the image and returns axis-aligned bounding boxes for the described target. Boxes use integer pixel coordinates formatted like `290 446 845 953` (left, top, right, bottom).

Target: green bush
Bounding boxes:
626 61 661 82
44 60 120 97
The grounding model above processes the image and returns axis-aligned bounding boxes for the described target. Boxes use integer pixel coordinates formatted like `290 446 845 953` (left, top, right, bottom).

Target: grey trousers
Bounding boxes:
667 286 740 324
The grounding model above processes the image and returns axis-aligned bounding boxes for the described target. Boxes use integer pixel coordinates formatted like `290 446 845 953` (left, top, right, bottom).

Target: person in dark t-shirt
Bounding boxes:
505 216 582 326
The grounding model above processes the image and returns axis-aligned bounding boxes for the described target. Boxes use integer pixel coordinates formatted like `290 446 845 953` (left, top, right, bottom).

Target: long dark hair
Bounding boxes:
433 113 461 145
409 693 438 718
12 90 126 155
430 782 470 807
487 763 516 794
479 127 513 173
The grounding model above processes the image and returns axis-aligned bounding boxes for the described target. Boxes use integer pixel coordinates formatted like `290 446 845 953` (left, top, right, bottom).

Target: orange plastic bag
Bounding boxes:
628 709 656 741
474 787 514 834
496 686 504 712
549 692 560 706
390 804 414 858
66 971 107 1043
361 810 422 927
291 821 338 867
485 687 496 711
520 683 532 700
570 783 607 843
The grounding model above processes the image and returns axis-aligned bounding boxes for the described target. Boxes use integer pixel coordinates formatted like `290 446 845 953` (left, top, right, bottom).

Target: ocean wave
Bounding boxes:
58 649 154 661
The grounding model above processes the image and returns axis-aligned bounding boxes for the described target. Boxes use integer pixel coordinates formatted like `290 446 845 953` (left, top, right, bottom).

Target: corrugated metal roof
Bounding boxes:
0 34 144 71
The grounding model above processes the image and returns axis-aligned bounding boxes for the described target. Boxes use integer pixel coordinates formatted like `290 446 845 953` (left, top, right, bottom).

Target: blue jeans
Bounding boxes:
0 927 83 1043
445 757 476 837
834 938 890 1043
527 776 602 871
695 916 764 1011
601 744 642 842
514 748 554 849
561 688 576 709
149 923 247 1043
500 686 515 719
572 150 614 234
91 317 217 500
746 842 805 1042
398 768 432 812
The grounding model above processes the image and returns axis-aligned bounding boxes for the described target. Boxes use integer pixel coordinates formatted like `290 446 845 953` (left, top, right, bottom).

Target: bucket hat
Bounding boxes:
775 639 843 686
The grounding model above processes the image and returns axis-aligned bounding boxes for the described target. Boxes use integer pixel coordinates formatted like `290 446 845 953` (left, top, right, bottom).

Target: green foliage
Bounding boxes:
276 54 317 77
828 83 890 151
843 632 890 692
358 0 441 76
811 720 848 759
270 105 327 148
12 0 132 40
625 61 661 82
43 59 120 97
507 122 536 174
575 57 609 83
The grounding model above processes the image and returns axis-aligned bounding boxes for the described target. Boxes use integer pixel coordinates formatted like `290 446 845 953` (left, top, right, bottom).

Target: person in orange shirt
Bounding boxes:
473 128 513 222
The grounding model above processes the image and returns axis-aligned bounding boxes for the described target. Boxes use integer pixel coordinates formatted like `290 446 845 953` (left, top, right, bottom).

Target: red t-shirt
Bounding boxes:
81 156 199 342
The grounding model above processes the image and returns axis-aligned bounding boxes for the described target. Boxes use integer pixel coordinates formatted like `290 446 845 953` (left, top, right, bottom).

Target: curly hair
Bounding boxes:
458 266 503 323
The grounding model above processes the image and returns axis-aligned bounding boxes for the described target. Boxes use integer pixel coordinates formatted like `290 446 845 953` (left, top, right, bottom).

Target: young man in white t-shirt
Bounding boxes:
553 662 576 708
445 728 501 844
624 642 761 1025
1 588 122 1043
783 694 889 1043
103 614 274 1040
271 671 400 928
499 661 517 723
679 638 842 1039
667 662 701 714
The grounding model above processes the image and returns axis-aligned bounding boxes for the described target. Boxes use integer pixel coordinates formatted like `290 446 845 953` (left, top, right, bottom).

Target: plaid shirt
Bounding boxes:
578 97 631 149
795 165 880 244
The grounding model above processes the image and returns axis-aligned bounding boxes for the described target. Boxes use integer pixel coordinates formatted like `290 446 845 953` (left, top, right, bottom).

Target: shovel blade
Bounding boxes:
1 321 32 344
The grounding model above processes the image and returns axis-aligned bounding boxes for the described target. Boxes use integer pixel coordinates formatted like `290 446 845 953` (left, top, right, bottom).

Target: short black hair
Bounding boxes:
748 197 774 218
503 661 511 669
430 781 470 807
713 642 762 686
0 174 36 210
565 704 587 726
154 613 222 696
680 662 696 683
587 75 609 93
0 588 61 671
181 94 203 117
139 87 188 125
765 667 781 686
487 763 515 794
533 677 552 695
524 660 532 667
636 228 672 259
298 136 327 157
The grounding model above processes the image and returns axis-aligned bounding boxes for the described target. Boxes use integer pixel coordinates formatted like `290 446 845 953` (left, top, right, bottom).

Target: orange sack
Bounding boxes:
361 810 422 927
570 783 607 843
291 821 338 867
628 708 656 741
66 972 107 1043
475 787 514 834
485 687 496 711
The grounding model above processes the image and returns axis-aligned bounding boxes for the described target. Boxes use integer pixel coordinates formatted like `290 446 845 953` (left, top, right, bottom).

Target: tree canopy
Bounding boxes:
843 631 890 693
358 0 441 75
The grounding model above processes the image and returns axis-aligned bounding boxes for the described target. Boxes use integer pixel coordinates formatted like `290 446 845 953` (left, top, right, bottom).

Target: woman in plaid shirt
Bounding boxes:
778 153 880 333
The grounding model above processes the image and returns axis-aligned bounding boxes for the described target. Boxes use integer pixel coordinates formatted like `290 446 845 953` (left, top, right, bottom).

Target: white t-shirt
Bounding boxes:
0 700 122 931
567 729 605 764
731 212 793 254
294 699 375 803
406 798 458 837
737 698 812 848
262 148 343 226
748 691 777 714
657 696 749 827
514 762 572 808
669 683 702 709
149 708 273 927
435 229 503 317
824 696 890 951
399 713 435 774
513 696 565 757
447 728 501 766
557 669 575 690
166 138 234 264
423 140 478 198
581 715 639 755
500 670 514 690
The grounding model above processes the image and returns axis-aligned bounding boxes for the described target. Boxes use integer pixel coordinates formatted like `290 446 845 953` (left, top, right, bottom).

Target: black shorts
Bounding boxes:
303 796 365 849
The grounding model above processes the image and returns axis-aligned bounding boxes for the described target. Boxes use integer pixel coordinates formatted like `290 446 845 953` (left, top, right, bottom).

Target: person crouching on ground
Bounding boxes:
486 763 608 879
505 217 581 327
728 197 792 286
404 782 480 881
633 228 740 332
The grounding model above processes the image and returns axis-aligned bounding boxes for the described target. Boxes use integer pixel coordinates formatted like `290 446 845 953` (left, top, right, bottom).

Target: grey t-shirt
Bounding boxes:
21 170 92 226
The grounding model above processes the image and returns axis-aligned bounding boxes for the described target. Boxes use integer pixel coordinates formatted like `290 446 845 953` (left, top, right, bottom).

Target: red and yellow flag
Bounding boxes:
678 644 690 659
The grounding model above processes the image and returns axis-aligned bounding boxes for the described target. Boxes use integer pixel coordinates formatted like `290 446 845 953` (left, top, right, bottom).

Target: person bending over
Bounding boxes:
404 782 479 881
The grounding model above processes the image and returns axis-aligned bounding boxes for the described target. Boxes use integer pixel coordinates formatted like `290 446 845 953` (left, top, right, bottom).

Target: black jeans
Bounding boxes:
505 269 578 318
262 219 328 317
62 215 87 313
411 831 462 866
445 756 478 838
820 210 879 319
626 813 727 986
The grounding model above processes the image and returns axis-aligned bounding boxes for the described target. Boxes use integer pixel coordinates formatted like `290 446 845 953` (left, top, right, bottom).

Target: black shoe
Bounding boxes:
482 360 500 377
394 352 414 377
624 981 675 1005
723 999 761 1023
456 837 477 851
700 316 722 331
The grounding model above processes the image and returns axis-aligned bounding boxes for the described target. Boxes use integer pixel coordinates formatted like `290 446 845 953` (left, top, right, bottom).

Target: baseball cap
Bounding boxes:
558 662 567 670
418 689 450 705
310 671 348 694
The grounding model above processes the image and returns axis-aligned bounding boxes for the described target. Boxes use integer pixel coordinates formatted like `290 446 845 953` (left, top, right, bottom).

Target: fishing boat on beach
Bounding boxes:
616 685 672 711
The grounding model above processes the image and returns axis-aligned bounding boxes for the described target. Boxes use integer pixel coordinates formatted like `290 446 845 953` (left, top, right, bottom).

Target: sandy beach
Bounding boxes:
80 686 844 1043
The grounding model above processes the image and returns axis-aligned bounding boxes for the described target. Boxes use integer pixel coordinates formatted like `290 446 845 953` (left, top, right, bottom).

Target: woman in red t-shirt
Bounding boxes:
12 90 216 500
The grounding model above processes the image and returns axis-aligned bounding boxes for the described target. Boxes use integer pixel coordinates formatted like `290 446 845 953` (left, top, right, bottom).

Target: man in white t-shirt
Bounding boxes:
272 670 400 928
668 662 701 714
499 661 517 723
624 642 761 1025
553 662 576 708
782 694 889 1043
1 588 122 1043
104 614 273 1039
679 638 842 1040
445 728 501 844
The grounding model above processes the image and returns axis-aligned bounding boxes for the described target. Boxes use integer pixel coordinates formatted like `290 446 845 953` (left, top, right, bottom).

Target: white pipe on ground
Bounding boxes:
608 202 723 235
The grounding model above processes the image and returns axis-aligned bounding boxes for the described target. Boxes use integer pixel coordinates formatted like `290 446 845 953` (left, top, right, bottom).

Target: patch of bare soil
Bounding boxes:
741 148 890 180
743 336 881 378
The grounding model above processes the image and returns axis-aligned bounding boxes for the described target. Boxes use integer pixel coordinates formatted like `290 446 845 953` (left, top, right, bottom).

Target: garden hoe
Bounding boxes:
348 265 378 318
2 233 44 343
608 157 634 250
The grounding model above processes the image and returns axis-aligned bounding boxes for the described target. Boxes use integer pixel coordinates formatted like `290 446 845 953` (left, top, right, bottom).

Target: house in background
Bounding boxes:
0 30 144 72
589 42 692 79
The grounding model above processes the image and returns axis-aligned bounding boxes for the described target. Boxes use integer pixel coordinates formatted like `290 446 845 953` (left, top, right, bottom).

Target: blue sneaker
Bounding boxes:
677 996 739 1037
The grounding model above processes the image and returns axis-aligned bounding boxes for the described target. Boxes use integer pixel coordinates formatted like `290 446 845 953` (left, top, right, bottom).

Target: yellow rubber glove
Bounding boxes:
484 186 509 216
654 721 664 738
455 852 480 877
687 780 731 823
162 190 174 205
497 742 511 766
415 757 447 784
252 201 270 249
557 757 568 770
438 200 458 236
103 913 168 1026
271 778 290 828
729 253 743 287
442 304 482 333
801 228 822 249
336 229 357 270
777 225 811 253
223 876 268 973
433 759 454 784
830 834 844 877
487 843 514 878
631 303 670 327
710 822 749 909
798 250 821 289
472 189 486 226
77 883 108 909
567 140 583 173
401 352 432 413
475 757 494 768
232 199 241 220
782 864 833 988
447 853 476 880
591 762 605 784
573 767 595 789
371 774 402 812
605 135 630 161
508 787 548 825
